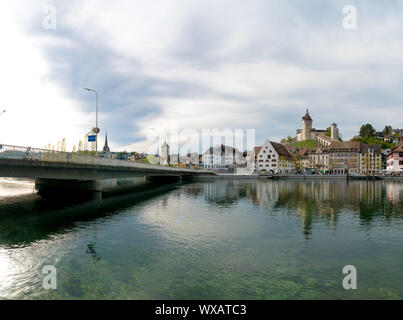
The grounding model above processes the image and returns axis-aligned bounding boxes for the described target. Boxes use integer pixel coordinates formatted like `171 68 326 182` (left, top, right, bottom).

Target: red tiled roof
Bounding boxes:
253 146 262 157
328 141 361 152
317 133 336 143
390 142 403 153
271 142 293 160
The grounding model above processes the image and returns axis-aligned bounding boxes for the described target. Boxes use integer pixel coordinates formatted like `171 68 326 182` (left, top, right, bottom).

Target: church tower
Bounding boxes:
330 123 339 140
302 109 313 140
103 132 110 153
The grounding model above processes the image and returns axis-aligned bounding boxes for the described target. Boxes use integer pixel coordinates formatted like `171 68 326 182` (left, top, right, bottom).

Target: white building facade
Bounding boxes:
386 143 403 172
203 145 245 170
249 140 294 174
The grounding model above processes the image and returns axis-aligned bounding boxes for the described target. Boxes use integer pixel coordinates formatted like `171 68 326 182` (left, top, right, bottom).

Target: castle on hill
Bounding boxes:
295 109 339 145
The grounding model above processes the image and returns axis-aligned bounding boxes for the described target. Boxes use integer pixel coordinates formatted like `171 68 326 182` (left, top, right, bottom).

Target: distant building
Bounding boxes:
308 146 330 171
296 110 339 143
359 144 382 175
324 141 360 175
203 145 245 171
325 141 382 175
386 143 403 172
249 140 294 174
182 152 200 166
160 142 170 165
392 128 403 136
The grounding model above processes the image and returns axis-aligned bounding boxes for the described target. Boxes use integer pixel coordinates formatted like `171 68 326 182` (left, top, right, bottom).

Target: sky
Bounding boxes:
0 0 402 153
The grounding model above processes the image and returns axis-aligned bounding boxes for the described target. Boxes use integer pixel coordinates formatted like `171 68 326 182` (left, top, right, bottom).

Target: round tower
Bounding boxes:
302 109 313 140
330 123 339 140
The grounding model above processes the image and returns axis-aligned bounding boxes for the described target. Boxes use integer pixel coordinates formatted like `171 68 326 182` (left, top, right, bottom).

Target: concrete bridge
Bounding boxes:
0 144 215 197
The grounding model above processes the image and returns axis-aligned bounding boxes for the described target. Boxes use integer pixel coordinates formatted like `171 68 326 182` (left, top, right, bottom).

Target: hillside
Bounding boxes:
287 140 317 150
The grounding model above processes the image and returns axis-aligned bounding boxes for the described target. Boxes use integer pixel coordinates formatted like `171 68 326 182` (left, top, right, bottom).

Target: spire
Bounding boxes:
103 132 110 153
302 109 312 121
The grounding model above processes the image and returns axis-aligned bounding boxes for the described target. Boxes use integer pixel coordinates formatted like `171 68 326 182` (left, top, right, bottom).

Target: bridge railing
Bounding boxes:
0 144 143 167
0 144 208 172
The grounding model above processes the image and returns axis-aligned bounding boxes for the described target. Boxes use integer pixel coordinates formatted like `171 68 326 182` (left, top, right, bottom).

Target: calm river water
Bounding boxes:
0 177 402 299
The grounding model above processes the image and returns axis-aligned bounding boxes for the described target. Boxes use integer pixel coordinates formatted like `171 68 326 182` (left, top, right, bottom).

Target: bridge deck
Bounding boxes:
0 144 214 180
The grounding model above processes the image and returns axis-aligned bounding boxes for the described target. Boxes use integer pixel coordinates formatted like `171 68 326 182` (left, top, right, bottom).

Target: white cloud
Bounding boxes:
0 1 89 150
2 0 403 152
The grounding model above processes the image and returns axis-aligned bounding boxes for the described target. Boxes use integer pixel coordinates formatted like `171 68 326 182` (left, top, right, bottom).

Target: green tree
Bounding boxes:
383 125 392 137
359 124 376 139
292 154 303 171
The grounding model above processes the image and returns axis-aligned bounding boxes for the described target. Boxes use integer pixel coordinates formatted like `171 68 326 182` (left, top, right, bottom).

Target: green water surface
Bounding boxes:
0 178 402 299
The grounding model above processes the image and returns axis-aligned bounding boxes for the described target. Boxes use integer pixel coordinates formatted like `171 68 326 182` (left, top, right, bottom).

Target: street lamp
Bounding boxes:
84 88 99 152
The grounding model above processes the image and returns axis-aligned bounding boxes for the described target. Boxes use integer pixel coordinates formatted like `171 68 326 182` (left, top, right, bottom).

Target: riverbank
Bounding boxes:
198 174 403 180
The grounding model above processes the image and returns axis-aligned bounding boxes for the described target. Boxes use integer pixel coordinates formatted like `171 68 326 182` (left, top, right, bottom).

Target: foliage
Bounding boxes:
350 135 396 150
359 123 376 138
282 136 293 143
383 125 393 137
289 140 317 150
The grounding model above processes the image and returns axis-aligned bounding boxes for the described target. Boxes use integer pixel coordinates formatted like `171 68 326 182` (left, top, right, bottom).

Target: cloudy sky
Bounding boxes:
0 0 402 153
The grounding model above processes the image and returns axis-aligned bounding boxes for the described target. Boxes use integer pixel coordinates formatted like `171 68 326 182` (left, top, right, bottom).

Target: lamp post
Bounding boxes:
84 88 99 152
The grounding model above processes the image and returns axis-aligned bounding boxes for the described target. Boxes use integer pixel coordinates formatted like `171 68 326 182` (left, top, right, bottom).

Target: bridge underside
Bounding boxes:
35 177 183 200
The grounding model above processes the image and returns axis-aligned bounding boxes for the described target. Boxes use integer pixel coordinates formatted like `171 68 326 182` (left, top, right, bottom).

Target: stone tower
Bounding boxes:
302 109 313 140
330 123 339 140
160 141 170 165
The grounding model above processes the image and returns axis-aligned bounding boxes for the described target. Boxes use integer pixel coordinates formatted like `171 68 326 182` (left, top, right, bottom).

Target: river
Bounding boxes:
0 178 402 299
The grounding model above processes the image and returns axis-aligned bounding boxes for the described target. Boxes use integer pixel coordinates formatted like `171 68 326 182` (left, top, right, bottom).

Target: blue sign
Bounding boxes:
88 135 96 142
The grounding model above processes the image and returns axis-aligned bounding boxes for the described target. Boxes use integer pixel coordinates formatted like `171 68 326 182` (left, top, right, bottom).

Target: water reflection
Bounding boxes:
183 179 403 238
0 178 403 299
1 178 402 247
0 182 179 248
